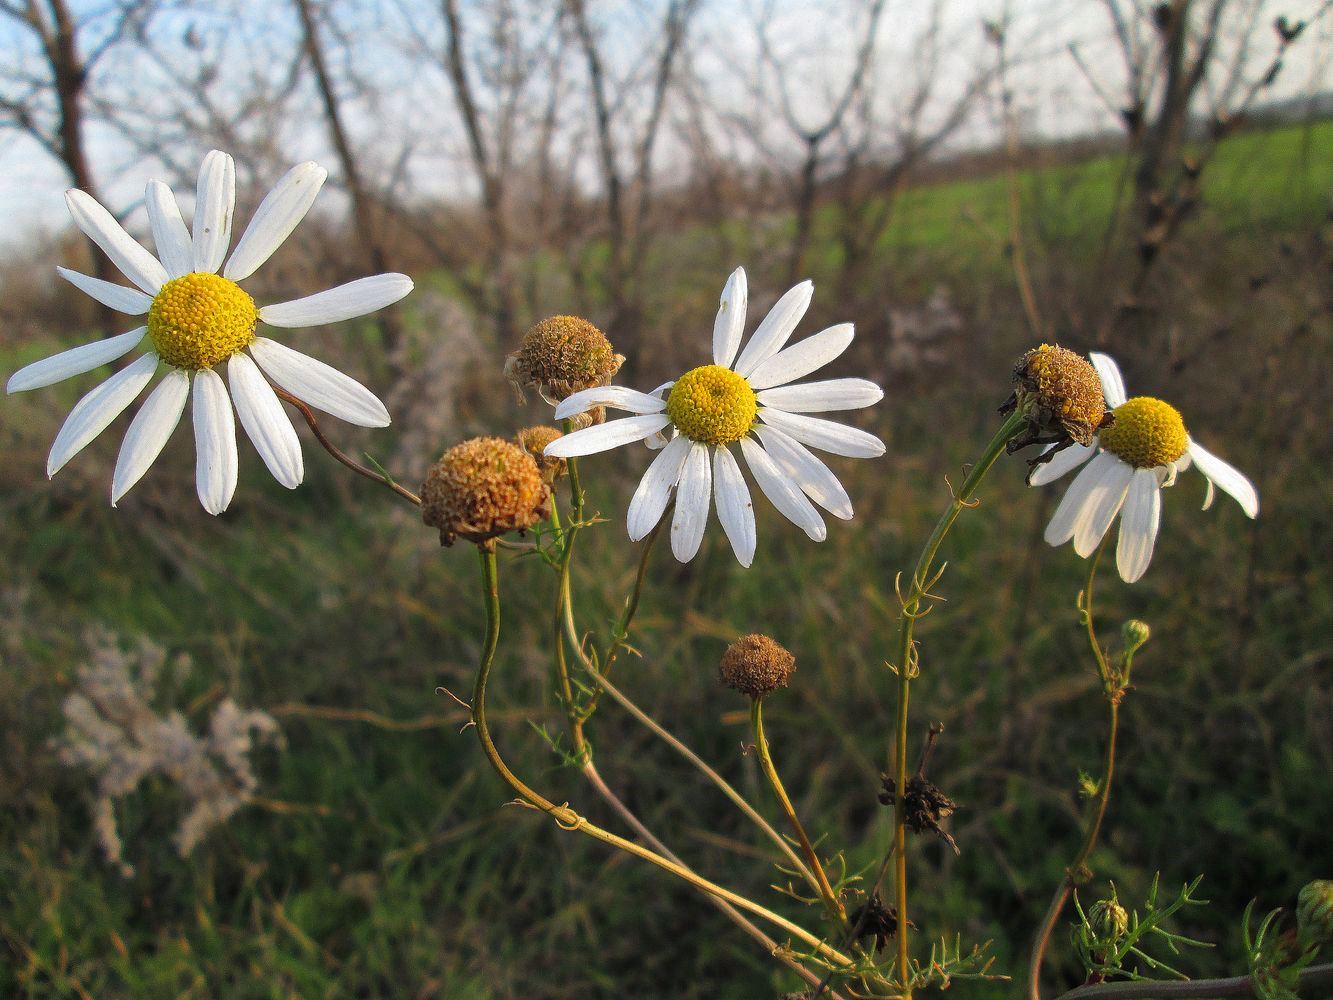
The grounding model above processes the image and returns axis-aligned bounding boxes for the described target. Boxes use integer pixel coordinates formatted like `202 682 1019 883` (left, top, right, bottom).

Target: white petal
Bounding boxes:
259 274 413 328
247 337 390 427
627 434 692 540
1089 352 1127 409
757 378 882 413
56 267 153 315
145 180 193 279
733 280 814 377
1045 452 1113 546
553 384 667 420
1028 441 1097 486
752 425 853 519
1201 477 1215 511
7 327 146 393
64 189 167 294
746 323 854 391
542 413 670 458
1116 468 1161 583
670 442 712 562
111 369 189 504
712 267 748 369
1073 455 1134 557
713 445 756 566
192 151 236 274
1188 439 1258 517
228 352 303 489
192 368 238 514
224 161 327 280
46 352 158 476
739 436 825 541
757 407 885 458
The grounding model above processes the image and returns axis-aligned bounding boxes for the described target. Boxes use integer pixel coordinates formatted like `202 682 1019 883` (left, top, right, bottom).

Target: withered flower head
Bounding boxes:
421 436 551 548
719 634 795 699
1002 344 1111 473
504 316 623 421
849 894 906 954
514 425 567 482
879 773 959 854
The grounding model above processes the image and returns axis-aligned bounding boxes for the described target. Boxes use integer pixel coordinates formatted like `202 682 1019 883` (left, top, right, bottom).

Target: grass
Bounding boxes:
2 118 1331 998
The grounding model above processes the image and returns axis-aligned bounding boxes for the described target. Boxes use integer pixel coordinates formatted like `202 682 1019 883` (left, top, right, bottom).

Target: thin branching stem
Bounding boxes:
1054 963 1333 998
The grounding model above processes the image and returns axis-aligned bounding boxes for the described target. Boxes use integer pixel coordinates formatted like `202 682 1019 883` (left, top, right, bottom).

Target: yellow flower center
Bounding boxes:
1099 396 1188 469
148 272 257 370
666 365 757 445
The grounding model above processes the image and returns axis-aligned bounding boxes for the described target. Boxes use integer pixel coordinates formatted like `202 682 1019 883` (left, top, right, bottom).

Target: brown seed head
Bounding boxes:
514 425 567 482
1012 344 1107 447
719 634 795 699
504 316 623 413
420 437 551 547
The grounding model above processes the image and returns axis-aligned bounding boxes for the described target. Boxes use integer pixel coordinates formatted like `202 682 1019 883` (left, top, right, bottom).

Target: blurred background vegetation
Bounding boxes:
1 1 1330 996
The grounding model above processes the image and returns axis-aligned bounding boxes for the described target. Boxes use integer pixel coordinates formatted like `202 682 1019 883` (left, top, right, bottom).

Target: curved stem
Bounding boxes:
890 409 1027 993
1054 964 1333 999
752 698 846 923
469 547 853 968
1028 537 1121 999
275 387 421 506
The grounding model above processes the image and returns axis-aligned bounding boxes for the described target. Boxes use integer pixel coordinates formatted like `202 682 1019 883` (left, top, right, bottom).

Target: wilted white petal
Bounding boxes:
746 323 854 391
733 280 814 377
1089 352 1127 409
56 267 153 315
111 369 189 504
752 425 852 519
1073 456 1134 557
756 378 882 413
713 445 756 567
228 352 303 489
192 368 238 514
64 189 167 294
1045 453 1113 546
1188 439 1258 517
47 352 158 476
739 436 825 541
1116 468 1161 583
224 161 327 280
553 384 667 420
1028 441 1097 486
627 434 692 540
258 274 413 328
145 180 193 278
712 267 748 369
757 407 884 458
7 327 146 393
248 337 390 427
1201 477 1215 511
192 151 236 273
670 442 712 562
543 413 670 458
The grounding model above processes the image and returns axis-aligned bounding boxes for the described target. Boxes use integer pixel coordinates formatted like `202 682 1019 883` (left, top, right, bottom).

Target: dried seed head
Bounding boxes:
879 773 959 853
420 436 551 547
1088 896 1130 944
1011 344 1108 447
504 316 623 413
514 425 567 482
849 894 905 954
719 634 795 699
1298 880 1333 950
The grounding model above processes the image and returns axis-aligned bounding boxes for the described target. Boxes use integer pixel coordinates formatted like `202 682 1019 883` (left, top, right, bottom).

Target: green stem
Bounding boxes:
752 698 846 924
1027 536 1120 1000
469 547 853 968
890 408 1027 995
1054 964 1333 999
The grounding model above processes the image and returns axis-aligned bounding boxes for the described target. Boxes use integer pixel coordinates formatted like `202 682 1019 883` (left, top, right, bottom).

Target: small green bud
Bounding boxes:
1297 879 1333 950
1088 896 1130 944
1122 619 1151 656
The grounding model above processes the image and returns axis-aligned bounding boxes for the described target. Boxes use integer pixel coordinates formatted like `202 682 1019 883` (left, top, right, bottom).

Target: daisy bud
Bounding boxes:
1088 895 1130 945
1122 619 1151 657
420 437 551 548
504 316 624 423
719 634 795 699
1004 344 1109 453
514 425 567 482
1298 880 1333 950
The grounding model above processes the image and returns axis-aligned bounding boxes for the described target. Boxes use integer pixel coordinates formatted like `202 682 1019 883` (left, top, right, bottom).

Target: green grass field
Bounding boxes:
2 120 1329 998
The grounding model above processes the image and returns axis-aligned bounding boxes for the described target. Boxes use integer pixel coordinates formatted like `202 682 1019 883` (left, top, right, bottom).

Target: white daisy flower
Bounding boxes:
543 267 885 566
1031 351 1259 583
6 150 414 514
